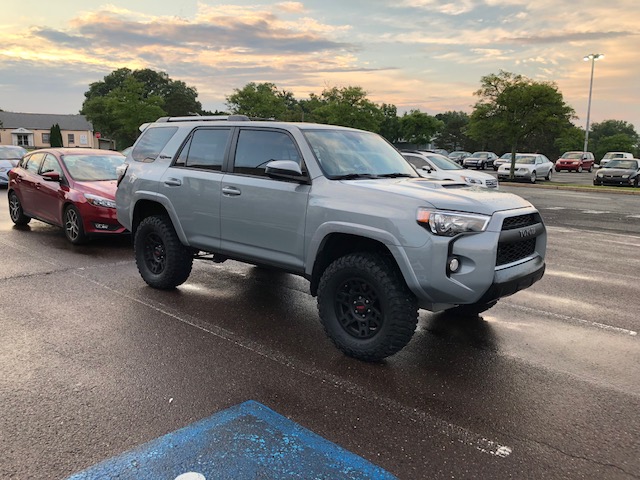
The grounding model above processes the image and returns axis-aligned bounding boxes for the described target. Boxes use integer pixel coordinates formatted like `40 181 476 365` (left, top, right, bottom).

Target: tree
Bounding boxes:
308 86 384 132
226 82 292 119
399 110 443 146
83 77 165 148
588 120 639 159
378 104 401 143
49 124 63 147
81 68 204 146
434 111 471 151
467 71 575 177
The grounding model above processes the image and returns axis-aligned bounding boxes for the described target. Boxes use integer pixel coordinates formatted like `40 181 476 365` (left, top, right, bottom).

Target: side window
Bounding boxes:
404 155 427 169
132 127 178 162
24 153 44 174
174 128 230 170
233 130 301 177
40 154 63 175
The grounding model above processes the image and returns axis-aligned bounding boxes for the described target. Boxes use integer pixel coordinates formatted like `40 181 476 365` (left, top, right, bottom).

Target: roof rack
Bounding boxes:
155 115 251 123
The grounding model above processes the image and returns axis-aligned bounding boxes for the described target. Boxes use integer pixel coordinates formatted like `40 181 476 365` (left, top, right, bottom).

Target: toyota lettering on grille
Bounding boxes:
519 226 537 238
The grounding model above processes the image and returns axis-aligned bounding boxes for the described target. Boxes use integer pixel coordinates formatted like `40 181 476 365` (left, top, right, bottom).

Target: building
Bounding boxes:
0 111 115 150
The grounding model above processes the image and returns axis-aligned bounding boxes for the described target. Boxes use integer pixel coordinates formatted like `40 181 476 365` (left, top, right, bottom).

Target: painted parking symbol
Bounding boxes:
67 400 396 479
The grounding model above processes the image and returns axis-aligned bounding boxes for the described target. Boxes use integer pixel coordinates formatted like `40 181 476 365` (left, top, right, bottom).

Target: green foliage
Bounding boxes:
399 110 443 146
226 82 292 119
588 120 639 159
434 111 471 151
379 104 401 143
83 77 165 149
81 68 203 147
554 125 584 157
49 124 63 147
309 86 384 132
468 71 575 167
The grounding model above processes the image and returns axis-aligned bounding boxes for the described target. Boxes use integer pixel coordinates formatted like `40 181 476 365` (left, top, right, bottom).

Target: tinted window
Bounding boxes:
233 130 301 177
175 128 230 170
132 127 178 162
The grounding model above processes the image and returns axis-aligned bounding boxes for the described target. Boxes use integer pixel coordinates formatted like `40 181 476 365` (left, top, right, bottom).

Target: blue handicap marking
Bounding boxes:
67 400 397 479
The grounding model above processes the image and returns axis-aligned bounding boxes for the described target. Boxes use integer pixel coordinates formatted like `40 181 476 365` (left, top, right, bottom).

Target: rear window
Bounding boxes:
132 127 178 163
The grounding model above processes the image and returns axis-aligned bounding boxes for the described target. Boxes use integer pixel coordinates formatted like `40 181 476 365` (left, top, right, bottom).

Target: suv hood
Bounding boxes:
346 178 532 215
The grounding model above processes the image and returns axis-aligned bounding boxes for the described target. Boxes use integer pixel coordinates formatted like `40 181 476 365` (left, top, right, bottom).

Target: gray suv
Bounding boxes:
116 116 546 361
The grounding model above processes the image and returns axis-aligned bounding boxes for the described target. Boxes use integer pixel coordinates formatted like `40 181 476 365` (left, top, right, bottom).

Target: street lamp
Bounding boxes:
582 53 604 155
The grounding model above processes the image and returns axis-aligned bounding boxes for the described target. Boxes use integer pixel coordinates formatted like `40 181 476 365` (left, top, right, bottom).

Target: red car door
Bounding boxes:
33 153 66 225
14 152 45 216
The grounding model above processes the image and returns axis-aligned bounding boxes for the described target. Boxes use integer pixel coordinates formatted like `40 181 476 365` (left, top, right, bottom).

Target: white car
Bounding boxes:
402 151 498 188
497 153 553 183
600 151 633 167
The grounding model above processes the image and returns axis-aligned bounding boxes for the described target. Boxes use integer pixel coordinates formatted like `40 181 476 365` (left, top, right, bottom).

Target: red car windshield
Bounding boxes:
62 154 125 181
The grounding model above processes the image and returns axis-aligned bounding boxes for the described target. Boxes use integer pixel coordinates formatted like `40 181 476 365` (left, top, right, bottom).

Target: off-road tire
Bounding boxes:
135 215 193 289
8 191 31 225
317 253 418 362
446 300 498 317
64 205 88 244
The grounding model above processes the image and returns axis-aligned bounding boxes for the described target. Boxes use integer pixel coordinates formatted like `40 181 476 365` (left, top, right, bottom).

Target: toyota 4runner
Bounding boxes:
116 116 546 361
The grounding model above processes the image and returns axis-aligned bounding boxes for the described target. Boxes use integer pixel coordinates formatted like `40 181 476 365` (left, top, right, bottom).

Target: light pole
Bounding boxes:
582 53 604 154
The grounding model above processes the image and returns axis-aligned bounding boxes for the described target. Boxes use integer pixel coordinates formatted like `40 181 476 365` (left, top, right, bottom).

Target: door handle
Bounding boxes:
222 186 241 196
164 178 182 186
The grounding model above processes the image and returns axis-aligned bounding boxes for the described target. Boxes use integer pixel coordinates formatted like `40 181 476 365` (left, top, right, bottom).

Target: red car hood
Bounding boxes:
75 180 118 199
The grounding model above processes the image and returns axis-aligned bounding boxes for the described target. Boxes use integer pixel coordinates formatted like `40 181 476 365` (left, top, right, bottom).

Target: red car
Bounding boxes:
554 151 595 173
7 148 127 244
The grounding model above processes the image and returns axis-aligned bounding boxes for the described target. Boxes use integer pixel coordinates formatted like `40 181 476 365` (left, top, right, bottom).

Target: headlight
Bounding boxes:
597 172 604 177
84 193 116 209
417 208 490 237
461 176 482 185
622 174 629 179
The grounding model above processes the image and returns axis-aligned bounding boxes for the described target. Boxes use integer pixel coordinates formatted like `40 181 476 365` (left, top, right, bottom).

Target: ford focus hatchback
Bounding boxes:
7 148 127 244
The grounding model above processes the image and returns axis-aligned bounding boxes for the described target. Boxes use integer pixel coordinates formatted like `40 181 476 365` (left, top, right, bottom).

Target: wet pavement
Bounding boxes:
0 188 639 479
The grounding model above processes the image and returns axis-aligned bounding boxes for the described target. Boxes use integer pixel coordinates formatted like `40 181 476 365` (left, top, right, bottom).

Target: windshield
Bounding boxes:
605 159 638 169
425 154 463 171
0 146 28 160
62 154 125 181
515 156 536 165
303 129 417 179
562 152 582 159
469 152 489 159
603 153 624 159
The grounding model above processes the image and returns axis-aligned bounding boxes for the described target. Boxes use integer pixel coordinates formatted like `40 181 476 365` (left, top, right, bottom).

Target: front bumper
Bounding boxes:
401 207 546 311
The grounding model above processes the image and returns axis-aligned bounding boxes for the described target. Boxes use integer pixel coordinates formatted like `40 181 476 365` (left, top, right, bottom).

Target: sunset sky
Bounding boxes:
1 0 638 131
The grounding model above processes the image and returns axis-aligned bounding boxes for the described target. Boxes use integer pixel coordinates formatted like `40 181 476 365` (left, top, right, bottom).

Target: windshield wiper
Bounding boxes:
332 173 380 180
377 173 415 178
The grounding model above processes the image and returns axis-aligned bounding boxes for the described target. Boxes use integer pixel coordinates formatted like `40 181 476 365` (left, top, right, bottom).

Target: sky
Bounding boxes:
1 0 639 131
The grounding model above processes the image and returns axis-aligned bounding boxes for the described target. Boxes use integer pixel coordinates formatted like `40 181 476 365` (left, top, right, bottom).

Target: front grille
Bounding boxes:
501 214 537 230
496 213 541 266
497 238 536 265
485 179 498 188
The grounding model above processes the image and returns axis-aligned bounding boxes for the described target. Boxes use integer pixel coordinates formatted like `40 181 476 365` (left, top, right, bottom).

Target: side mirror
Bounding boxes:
265 160 307 183
42 171 61 182
421 166 433 173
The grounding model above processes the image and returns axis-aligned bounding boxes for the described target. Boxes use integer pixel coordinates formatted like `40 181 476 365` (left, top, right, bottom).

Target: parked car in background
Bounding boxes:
448 151 471 165
0 145 28 187
463 151 498 170
7 148 127 244
554 151 595 173
497 153 554 183
402 150 498 188
493 153 513 171
599 151 633 167
593 158 640 187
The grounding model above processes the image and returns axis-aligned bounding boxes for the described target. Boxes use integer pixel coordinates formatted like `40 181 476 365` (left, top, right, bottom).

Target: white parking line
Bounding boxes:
503 303 638 337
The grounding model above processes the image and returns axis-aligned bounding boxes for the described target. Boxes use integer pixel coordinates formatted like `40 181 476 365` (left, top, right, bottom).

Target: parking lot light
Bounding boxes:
582 53 604 155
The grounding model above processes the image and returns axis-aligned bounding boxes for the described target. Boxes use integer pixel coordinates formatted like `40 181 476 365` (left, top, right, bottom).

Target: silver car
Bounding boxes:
0 145 28 187
497 153 553 183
